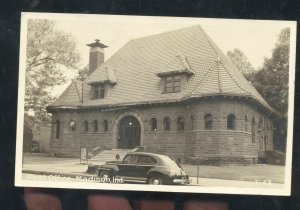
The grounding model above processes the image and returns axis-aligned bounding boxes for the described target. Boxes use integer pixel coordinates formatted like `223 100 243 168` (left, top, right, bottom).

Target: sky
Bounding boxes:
32 14 293 96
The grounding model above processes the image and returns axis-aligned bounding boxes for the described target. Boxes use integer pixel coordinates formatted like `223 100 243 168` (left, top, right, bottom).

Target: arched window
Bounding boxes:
245 115 248 131
251 117 256 143
177 116 185 131
55 120 60 139
92 120 98 132
204 114 213 130
150 118 157 131
163 117 170 131
258 117 263 132
227 114 236 130
190 115 194 130
69 120 76 132
264 136 268 150
103 120 108 132
84 120 89 132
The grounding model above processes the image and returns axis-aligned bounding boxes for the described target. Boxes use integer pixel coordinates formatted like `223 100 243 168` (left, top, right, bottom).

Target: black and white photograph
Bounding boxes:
15 13 296 195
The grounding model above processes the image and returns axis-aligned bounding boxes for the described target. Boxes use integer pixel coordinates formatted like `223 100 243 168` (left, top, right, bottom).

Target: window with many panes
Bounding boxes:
93 84 105 99
164 75 181 93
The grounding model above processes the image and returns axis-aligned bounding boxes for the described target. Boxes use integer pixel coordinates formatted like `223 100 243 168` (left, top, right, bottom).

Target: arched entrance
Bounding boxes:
118 116 141 149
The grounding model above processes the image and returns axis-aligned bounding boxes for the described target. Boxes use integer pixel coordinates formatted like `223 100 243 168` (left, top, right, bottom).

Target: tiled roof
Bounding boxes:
157 54 194 77
48 25 272 111
86 65 117 84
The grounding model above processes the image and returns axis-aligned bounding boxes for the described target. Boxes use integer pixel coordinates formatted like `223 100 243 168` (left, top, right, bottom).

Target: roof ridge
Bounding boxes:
130 25 202 43
198 26 218 59
59 82 73 106
217 60 222 93
218 59 250 94
74 80 83 103
190 61 218 96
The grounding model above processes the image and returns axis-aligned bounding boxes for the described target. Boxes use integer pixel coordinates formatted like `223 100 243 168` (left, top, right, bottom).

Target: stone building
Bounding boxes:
47 25 274 163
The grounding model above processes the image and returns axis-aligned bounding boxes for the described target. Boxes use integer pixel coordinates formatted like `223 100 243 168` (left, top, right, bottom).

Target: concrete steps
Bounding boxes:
91 149 133 163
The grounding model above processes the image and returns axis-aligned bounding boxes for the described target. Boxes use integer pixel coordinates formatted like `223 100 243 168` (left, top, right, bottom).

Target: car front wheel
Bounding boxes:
148 175 163 185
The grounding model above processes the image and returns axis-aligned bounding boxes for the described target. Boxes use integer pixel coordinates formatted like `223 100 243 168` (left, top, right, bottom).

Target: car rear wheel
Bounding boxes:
99 171 112 183
148 175 163 185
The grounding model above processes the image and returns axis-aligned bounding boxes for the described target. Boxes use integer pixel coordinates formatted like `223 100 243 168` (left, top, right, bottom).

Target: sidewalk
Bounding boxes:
22 156 284 189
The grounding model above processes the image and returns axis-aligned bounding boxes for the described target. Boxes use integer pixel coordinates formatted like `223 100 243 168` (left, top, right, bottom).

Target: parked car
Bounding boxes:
97 152 190 185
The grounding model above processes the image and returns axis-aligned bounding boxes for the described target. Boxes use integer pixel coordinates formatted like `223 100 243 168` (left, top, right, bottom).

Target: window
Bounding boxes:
227 114 236 130
93 84 105 99
84 120 89 132
264 136 268 150
92 120 98 132
103 120 108 132
139 155 156 164
150 118 157 131
69 121 76 132
190 115 194 130
55 120 60 139
163 117 171 131
164 75 181 93
245 115 248 131
204 114 213 130
123 155 138 164
258 117 263 132
177 116 185 131
251 117 256 143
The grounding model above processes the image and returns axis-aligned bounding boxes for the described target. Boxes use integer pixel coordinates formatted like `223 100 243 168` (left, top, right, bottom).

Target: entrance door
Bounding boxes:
118 116 141 149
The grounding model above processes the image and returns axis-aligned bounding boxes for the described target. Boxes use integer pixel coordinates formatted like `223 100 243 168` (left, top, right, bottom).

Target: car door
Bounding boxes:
117 154 139 180
137 155 156 179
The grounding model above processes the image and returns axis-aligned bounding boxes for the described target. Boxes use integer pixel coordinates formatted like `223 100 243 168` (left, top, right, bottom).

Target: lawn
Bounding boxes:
181 164 285 183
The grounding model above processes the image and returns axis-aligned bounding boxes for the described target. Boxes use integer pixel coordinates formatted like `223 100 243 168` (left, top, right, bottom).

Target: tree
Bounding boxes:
248 28 290 115
77 65 89 81
227 48 255 75
25 19 80 122
246 28 290 152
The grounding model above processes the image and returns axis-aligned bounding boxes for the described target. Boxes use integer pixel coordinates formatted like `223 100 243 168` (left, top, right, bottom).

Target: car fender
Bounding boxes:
98 164 119 174
147 166 170 177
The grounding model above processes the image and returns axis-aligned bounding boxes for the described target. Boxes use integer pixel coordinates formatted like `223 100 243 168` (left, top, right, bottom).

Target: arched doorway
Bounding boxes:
118 116 141 149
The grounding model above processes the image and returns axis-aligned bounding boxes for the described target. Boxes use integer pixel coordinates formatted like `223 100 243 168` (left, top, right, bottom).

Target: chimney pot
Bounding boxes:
87 39 108 75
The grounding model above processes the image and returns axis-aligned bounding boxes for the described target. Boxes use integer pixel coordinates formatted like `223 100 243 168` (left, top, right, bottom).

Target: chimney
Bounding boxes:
87 39 108 75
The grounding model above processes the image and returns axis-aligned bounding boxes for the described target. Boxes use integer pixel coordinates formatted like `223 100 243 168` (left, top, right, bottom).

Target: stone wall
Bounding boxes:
49 97 273 163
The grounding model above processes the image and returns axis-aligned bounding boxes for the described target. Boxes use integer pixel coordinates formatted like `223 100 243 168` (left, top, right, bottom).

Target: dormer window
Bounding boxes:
157 54 194 94
93 84 105 99
164 75 181 93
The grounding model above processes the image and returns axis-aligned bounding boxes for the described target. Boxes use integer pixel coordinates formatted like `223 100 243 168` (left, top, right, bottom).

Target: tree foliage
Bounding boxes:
77 65 89 81
227 48 255 75
247 28 290 115
246 28 290 152
25 19 80 122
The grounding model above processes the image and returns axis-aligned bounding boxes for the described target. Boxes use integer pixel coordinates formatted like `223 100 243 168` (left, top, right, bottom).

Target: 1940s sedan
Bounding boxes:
97 152 190 185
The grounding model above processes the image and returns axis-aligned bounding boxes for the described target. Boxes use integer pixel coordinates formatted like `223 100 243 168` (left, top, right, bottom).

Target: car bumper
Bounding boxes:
172 178 191 184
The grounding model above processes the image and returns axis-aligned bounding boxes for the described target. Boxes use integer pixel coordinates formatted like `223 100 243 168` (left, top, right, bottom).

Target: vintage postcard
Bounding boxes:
15 13 297 195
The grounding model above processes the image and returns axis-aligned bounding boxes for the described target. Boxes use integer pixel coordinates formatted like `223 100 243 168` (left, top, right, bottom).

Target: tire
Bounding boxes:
99 171 112 183
148 175 163 185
